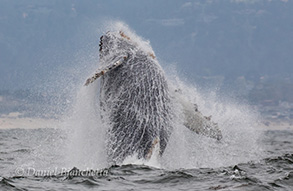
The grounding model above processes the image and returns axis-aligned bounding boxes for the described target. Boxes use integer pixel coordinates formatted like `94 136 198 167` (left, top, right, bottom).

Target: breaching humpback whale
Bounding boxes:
85 31 222 164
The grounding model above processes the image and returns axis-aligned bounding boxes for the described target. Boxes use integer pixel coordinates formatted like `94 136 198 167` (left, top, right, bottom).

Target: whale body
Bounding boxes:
85 30 222 164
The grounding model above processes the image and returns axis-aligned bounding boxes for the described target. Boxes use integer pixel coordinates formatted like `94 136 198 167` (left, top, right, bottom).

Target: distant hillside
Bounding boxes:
0 0 292 90
250 81 293 104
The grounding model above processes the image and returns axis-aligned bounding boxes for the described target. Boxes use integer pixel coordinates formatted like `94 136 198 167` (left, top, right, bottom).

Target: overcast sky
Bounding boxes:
0 0 292 90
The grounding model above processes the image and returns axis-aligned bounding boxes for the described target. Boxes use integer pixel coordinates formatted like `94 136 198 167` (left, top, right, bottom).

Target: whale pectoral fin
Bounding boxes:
145 137 160 160
183 109 222 140
174 90 222 140
84 55 128 86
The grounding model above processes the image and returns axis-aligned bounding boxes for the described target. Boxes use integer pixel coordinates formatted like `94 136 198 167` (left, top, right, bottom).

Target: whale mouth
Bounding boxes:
99 31 127 53
99 35 104 52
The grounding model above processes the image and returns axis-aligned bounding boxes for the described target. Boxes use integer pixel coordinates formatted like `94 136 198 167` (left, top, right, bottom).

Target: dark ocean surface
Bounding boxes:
0 128 292 191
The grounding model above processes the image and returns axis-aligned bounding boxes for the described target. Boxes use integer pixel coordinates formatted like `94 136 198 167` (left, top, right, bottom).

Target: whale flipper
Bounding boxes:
174 90 222 140
84 55 128 86
183 105 222 140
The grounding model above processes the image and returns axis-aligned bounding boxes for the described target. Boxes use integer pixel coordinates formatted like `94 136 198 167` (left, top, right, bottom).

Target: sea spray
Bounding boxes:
63 81 108 169
162 70 263 169
63 21 263 169
19 21 264 171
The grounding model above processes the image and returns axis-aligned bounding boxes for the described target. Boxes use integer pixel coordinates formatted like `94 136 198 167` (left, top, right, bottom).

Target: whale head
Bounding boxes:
99 31 134 61
99 31 156 63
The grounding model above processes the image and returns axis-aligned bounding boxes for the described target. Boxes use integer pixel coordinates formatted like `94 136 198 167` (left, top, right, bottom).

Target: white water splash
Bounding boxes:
26 21 263 171
162 73 263 169
62 82 108 170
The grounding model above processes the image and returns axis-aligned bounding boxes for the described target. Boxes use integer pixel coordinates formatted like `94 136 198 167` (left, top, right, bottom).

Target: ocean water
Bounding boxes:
0 128 292 191
1 22 292 190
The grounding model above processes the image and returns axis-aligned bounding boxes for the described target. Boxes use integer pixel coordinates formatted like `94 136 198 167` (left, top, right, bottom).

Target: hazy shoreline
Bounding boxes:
1 112 292 130
0 112 59 129
257 121 293 130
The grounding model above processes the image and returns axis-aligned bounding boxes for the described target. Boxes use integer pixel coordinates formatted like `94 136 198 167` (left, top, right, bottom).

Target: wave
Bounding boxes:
2 153 292 190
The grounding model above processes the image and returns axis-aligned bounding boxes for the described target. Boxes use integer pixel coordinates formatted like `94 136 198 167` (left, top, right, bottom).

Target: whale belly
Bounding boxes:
100 53 172 163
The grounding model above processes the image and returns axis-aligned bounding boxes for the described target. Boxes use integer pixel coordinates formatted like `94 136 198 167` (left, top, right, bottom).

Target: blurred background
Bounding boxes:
0 0 292 124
